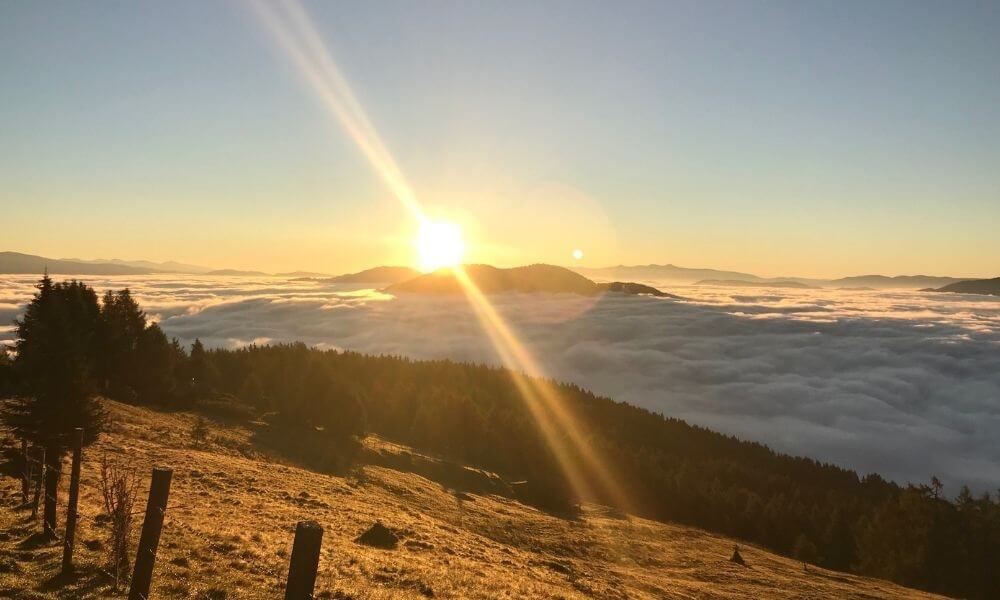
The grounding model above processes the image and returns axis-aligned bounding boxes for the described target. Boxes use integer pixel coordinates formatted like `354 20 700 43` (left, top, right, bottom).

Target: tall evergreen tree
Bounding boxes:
1 276 106 536
0 344 13 396
96 288 146 399
132 323 178 403
184 338 219 400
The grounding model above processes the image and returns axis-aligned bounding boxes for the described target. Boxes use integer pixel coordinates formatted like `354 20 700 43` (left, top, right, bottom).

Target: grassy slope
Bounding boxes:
1 401 943 599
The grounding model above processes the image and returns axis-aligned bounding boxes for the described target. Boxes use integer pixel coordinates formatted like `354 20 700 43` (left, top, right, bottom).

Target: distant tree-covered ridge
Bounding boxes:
2 277 998 598
926 276 1000 296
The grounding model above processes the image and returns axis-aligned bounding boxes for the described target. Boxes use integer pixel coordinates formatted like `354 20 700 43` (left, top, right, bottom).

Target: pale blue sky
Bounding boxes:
2 1 999 276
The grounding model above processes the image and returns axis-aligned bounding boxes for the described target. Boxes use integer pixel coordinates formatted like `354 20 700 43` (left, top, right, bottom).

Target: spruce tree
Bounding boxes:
2 276 106 537
0 344 13 396
96 288 147 399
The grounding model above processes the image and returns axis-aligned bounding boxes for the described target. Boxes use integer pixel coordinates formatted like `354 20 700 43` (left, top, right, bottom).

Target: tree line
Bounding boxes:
1 276 998 598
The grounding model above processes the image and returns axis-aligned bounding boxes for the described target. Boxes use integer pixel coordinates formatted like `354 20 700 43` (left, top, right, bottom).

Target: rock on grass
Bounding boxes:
356 522 398 549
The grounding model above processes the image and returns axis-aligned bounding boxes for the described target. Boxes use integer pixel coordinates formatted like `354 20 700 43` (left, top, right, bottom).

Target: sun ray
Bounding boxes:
248 0 631 511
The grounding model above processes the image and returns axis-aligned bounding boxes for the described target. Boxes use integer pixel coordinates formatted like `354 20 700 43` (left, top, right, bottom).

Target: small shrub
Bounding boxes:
99 454 140 589
191 416 210 443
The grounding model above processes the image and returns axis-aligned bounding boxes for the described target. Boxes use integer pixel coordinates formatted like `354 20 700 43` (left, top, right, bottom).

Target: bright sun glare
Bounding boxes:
416 220 465 272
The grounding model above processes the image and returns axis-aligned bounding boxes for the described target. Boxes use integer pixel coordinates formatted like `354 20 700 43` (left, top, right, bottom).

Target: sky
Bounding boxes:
2 0 999 278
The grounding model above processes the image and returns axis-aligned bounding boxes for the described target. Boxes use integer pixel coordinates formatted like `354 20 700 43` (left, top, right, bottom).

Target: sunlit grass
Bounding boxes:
0 400 942 599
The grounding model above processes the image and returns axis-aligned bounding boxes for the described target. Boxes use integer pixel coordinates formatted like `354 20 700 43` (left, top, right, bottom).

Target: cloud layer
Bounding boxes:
3 274 999 492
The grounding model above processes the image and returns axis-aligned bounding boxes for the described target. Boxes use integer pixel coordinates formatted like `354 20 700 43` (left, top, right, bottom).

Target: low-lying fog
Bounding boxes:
3 274 998 493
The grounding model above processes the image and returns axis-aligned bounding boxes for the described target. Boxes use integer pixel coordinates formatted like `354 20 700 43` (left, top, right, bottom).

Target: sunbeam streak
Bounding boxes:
248 0 630 510
249 0 423 220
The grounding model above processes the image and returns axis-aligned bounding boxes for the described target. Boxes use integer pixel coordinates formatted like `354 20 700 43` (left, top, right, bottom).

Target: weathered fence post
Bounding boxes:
128 468 172 600
20 439 29 503
43 444 60 538
284 520 324 600
62 428 84 575
30 446 44 519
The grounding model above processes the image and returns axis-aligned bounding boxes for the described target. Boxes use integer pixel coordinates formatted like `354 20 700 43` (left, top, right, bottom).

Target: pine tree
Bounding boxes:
133 323 177 403
96 289 147 399
0 344 14 396
185 338 219 400
1 276 106 537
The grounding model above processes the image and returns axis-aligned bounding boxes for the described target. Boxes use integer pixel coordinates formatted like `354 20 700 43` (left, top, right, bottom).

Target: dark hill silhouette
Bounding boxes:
327 266 421 284
925 277 1000 296
385 264 677 297
599 281 675 297
276 270 329 278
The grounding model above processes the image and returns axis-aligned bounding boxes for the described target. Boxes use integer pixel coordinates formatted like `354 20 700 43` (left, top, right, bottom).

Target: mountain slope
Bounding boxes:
0 400 942 600
927 277 1000 296
385 264 675 297
328 266 422 284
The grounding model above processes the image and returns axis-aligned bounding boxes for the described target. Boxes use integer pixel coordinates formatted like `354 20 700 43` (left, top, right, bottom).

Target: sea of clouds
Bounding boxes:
2 273 999 493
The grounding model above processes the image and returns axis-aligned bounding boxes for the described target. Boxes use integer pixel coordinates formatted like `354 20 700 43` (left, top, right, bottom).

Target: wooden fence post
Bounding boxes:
20 439 29 503
62 428 84 574
30 446 44 519
284 520 324 600
42 443 60 538
128 468 172 600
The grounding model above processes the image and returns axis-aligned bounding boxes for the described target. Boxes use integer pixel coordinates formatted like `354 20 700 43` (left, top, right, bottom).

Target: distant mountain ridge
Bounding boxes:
63 257 212 273
325 266 421 284
1 251 981 291
385 264 677 298
696 279 814 289
203 269 269 276
0 252 155 275
828 274 971 289
577 263 766 284
575 263 973 290
925 277 1000 297
1 252 300 277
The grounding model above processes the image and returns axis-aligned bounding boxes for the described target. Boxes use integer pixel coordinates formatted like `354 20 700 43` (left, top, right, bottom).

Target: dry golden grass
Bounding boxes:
1 400 944 599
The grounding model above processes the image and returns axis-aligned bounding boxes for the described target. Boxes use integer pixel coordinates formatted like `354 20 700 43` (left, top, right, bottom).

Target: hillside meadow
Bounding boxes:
0 400 942 599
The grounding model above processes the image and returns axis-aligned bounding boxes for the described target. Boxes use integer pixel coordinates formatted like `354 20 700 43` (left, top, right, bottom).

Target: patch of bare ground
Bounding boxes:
1 400 945 599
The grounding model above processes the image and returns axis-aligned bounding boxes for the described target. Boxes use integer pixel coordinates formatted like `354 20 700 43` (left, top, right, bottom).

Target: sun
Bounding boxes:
415 219 465 272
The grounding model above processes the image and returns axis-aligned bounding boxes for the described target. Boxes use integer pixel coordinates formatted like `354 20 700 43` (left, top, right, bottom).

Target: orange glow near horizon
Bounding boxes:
250 0 630 509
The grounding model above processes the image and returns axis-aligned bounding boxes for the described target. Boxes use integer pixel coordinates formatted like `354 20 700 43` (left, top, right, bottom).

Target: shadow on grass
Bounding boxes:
124 399 584 521
39 564 115 596
18 531 57 550
250 420 582 520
